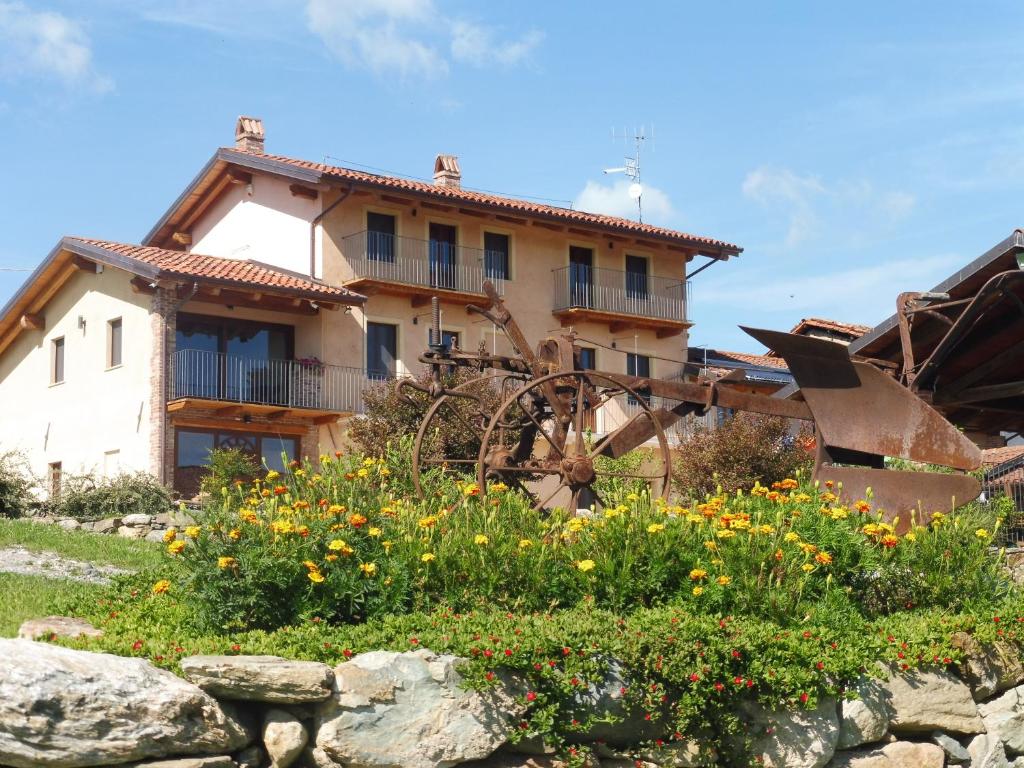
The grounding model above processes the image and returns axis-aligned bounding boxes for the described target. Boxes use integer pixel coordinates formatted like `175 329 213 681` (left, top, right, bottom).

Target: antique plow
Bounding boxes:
400 283 981 526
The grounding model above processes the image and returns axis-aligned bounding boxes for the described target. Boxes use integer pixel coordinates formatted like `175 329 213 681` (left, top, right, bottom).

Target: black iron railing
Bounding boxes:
552 265 689 322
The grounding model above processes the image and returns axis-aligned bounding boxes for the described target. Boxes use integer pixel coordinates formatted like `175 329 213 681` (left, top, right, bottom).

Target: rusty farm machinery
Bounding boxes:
398 283 982 527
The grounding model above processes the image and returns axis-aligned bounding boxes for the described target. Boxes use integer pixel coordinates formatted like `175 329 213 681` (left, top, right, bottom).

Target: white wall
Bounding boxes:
191 174 323 277
0 267 154 491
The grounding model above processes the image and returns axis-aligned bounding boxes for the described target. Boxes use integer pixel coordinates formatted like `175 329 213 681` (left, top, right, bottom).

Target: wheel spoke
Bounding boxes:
420 458 479 465
532 479 568 513
518 403 565 459
487 465 562 474
442 399 486 438
573 377 586 454
592 470 665 481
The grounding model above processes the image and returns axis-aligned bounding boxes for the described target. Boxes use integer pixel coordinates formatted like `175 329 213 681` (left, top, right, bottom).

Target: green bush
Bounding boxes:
673 413 813 498
0 451 35 518
199 449 261 499
44 472 172 522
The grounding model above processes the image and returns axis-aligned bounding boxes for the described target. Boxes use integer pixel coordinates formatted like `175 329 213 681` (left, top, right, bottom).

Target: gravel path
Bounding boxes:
0 546 133 585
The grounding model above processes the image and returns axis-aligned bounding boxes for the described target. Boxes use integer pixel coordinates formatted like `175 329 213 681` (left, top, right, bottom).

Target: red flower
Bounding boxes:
131 640 143 651
526 691 537 702
409 637 419 645
816 661 824 670
483 649 493 658
485 672 495 681
799 692 809 704
714 682 725 692
231 644 241 652
562 646 572 656
504 649 513 657
689 673 700 682
343 649 353 658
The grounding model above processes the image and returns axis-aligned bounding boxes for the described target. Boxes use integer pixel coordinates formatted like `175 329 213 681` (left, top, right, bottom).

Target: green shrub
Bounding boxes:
199 449 261 499
0 451 35 518
44 472 172 522
672 413 813 498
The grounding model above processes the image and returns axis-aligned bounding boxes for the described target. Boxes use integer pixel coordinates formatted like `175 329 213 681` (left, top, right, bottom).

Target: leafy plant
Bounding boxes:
43 472 172 522
0 450 35 518
199 449 261 499
672 413 813 498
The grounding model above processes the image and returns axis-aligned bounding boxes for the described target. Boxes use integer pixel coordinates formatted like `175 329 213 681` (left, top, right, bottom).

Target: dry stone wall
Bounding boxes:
2 636 1024 768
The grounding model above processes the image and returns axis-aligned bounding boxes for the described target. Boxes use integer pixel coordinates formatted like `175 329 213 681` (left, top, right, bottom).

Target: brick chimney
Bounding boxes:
433 154 461 188
235 116 265 153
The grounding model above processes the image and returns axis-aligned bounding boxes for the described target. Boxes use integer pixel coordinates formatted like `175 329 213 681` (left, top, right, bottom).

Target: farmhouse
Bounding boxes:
0 117 741 497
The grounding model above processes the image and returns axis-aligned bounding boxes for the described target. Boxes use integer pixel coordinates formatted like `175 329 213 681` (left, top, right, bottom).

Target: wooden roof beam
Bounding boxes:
19 313 44 331
227 168 253 185
495 214 528 226
289 184 319 200
420 201 453 212
380 194 414 206
171 232 192 246
532 220 565 232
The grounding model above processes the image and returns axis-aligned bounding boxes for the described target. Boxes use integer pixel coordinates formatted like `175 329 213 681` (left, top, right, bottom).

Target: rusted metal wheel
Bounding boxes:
475 370 672 512
411 372 527 498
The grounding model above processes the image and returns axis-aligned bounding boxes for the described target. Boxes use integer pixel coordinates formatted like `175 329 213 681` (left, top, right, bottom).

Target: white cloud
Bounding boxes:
450 20 542 67
303 0 541 78
697 253 963 323
575 178 675 225
0 2 112 91
742 165 915 247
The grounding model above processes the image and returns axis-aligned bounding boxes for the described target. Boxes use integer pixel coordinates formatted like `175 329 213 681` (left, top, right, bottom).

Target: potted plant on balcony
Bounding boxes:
292 356 325 408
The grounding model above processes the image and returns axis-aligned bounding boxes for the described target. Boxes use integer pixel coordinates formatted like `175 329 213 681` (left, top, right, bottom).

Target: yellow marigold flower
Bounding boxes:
418 515 438 528
167 540 185 555
647 523 666 534
308 571 325 583
228 529 241 540
474 534 489 546
716 575 731 586
801 563 815 573
830 507 849 520
731 518 752 530
576 559 596 572
217 556 236 569
239 509 258 524
784 531 801 543
357 468 369 478
692 586 704 596
184 525 202 538
799 542 818 554
363 457 375 466
604 507 623 519
328 504 345 515
793 493 811 503
689 568 707 581
854 500 871 513
715 529 736 539
383 540 393 553
325 554 338 562
704 541 717 551
421 552 435 563
266 470 280 481
348 513 368 527
758 524 774 534
162 528 177 543
293 469 306 477
518 539 533 549
686 514 703 524
152 579 171 594
379 467 391 477
270 519 294 535
359 562 377 576
302 560 318 570
568 518 586 532
296 525 310 537
821 492 838 503
814 552 833 565
975 528 989 539
463 482 481 496
626 492 640 502
368 527 382 537
904 532 916 542
880 534 899 548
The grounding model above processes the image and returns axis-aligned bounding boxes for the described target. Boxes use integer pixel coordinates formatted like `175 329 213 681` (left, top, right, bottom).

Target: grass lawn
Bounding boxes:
0 518 164 571
0 572 105 637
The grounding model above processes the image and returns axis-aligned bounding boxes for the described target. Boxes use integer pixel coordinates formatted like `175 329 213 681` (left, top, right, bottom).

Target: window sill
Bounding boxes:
105 364 123 372
49 380 64 388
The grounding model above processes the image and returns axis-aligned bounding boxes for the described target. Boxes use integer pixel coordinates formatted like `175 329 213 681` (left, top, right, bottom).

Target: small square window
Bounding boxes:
51 337 65 384
108 318 122 368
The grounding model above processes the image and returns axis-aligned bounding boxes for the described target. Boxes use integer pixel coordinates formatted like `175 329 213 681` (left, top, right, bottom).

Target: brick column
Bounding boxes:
149 289 177 487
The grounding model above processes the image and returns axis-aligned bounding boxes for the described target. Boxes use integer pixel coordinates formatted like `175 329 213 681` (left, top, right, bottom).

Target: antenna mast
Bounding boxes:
603 125 654 223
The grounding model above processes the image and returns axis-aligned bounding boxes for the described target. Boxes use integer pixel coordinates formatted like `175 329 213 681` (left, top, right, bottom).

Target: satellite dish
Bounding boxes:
628 182 643 200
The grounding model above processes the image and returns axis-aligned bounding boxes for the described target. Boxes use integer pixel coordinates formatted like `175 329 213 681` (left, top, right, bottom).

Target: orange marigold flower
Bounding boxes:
814 552 833 565
273 485 288 496
348 513 368 528
880 534 899 548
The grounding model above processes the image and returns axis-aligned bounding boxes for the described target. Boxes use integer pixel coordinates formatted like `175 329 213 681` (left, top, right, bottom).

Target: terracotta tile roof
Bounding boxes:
65 238 364 304
714 350 790 370
790 317 872 338
223 149 742 254
982 445 1024 467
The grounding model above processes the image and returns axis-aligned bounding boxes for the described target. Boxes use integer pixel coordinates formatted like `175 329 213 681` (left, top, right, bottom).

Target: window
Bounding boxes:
107 318 123 368
48 462 62 498
367 212 396 263
625 255 649 299
578 347 596 370
51 337 65 384
174 428 299 497
367 321 398 379
429 223 458 289
484 232 510 281
626 352 651 405
568 246 594 307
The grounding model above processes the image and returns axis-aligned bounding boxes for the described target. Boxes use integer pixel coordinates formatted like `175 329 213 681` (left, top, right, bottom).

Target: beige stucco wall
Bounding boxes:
0 267 154 487
190 174 323 278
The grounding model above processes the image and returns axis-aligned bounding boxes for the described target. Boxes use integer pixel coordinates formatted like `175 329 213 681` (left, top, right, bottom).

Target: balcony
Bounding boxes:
340 230 505 306
552 266 690 337
168 349 369 421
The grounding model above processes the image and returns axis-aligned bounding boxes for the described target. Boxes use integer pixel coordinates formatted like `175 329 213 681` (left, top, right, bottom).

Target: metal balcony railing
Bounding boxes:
552 266 689 322
340 230 505 295
169 349 369 413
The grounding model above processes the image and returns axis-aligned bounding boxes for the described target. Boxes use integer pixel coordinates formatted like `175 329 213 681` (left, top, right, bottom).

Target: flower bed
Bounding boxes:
32 441 1024 765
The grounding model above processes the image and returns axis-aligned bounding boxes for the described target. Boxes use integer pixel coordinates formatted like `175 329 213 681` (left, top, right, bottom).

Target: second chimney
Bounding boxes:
235 116 265 153
433 154 461 188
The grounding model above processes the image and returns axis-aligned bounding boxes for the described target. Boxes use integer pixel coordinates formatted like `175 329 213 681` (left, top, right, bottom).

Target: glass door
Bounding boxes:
429 223 457 290
569 246 594 308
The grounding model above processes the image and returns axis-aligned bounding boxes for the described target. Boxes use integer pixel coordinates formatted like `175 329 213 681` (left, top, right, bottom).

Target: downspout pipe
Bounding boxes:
310 184 354 279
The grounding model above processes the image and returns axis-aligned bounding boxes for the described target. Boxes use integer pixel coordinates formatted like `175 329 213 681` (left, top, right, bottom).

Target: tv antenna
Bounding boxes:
603 125 654 223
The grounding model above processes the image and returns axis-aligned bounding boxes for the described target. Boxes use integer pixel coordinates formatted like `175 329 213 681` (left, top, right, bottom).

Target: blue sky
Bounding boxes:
1 1 1022 352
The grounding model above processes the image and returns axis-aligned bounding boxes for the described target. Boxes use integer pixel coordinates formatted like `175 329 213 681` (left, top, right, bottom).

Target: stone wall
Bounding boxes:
29 508 194 542
3 635 1024 768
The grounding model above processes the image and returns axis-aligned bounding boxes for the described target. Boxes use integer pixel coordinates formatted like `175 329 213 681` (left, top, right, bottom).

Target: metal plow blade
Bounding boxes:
742 327 983 523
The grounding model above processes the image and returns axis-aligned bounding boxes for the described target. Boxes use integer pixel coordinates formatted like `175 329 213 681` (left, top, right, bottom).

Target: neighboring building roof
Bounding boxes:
66 238 364 303
982 445 1024 466
144 147 743 258
0 237 365 358
688 347 793 386
790 317 872 339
